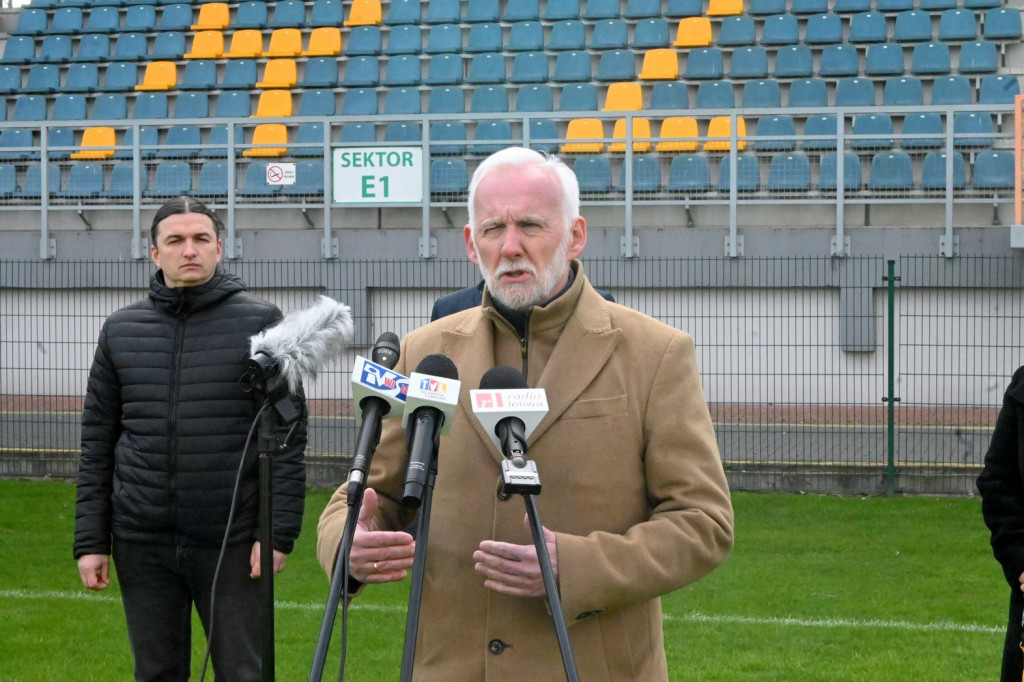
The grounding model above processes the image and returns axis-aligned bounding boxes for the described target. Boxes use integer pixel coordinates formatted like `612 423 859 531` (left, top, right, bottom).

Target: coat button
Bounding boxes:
488 639 507 655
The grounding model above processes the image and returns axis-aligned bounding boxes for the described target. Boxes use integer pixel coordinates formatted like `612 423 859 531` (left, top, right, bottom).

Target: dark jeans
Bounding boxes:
113 539 261 682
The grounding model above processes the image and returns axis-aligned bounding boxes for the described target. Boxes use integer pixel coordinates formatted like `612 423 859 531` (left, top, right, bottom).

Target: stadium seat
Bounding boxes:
303 27 342 56
548 20 586 50
921 150 966 190
465 0 500 23
292 123 326 157
930 75 973 104
742 79 782 108
385 24 423 55
868 151 913 191
964 0 1002 8
979 74 1021 104
471 85 508 112
656 116 700 152
424 53 462 85
252 89 292 117
666 153 711 192
382 86 420 114
508 21 544 51
296 57 338 88
650 81 689 110
707 0 743 15
341 56 380 87
834 77 876 107
561 118 605 153
919 0 957 12
2 36 37 64
427 86 464 114
818 151 862 191
467 52 506 84
543 0 581 21
383 121 421 143
804 13 843 45
704 115 747 151
344 0 383 26
13 94 47 121
773 46 814 78
938 9 977 42
112 32 149 61
624 0 660 18
633 18 671 49
341 87 378 115
766 152 811 191
233 1 268 29
560 83 598 110
695 80 734 109
851 113 894 150
298 89 335 117
526 119 559 153
573 155 613 193
225 29 264 59
133 92 168 119
158 4 193 32
221 59 258 89
685 48 724 80
426 0 461 23
471 120 515 154
425 24 462 54
760 14 799 46
267 0 306 27
972 150 1014 190
386 0 421 24
256 59 298 89
14 162 60 197
172 92 209 119
911 42 951 76
36 35 72 64
144 160 192 198
615 153 662 193
833 0 870 13
882 76 924 106
179 60 217 90
553 51 592 82
85 6 120 33
788 77 828 107
430 121 468 155
382 55 421 86
0 128 36 162
850 13 889 44
151 32 186 60
747 0 784 14
893 10 932 43
23 64 60 93
729 47 769 79
115 125 159 160
163 124 203 158
103 161 146 199
503 0 539 21
282 160 326 197
70 126 116 160
582 0 618 19
717 152 760 192
340 122 377 143
190 160 229 198
237 161 281 197
93 93 128 120
192 2 229 30
243 123 288 157
753 115 796 151
51 8 85 35
595 50 635 81
718 16 756 47
0 65 22 94
516 84 553 111
346 27 382 55
466 23 502 52
673 17 712 48
983 8 1023 41
135 61 177 92
958 41 998 74
215 91 252 119
603 82 643 111
185 31 225 60
900 113 944 149
591 19 628 49
10 9 48 36
952 111 995 148
803 114 839 151
509 52 548 83
608 117 652 152
819 44 860 77
266 28 303 58
0 163 17 196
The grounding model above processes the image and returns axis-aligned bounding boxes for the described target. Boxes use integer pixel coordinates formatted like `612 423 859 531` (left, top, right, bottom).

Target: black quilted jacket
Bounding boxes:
73 267 307 558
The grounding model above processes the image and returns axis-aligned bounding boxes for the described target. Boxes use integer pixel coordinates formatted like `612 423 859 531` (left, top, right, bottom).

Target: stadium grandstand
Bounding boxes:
2 0 1023 494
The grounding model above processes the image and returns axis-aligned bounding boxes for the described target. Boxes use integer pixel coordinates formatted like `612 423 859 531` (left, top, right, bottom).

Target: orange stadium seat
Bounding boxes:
674 17 712 48
704 115 747 151
639 48 681 80
609 117 652 152
191 2 229 30
134 61 177 91
560 118 605 153
243 123 288 157
345 0 383 26
225 29 264 58
256 58 298 88
603 82 643 110
252 89 293 117
265 28 303 57
302 27 342 56
655 117 700 153
184 31 224 59
70 127 117 160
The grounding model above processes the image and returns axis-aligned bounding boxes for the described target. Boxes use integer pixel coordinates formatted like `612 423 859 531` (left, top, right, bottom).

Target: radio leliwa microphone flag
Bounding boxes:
401 354 460 508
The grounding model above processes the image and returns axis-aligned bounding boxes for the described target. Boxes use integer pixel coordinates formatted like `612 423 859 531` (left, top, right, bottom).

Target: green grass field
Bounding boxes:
0 479 1011 681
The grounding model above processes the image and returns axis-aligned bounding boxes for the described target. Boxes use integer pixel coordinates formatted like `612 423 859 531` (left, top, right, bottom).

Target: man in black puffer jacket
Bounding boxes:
74 196 307 682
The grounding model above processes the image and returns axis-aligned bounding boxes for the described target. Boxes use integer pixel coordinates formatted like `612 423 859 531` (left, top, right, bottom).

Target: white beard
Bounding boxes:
480 236 571 311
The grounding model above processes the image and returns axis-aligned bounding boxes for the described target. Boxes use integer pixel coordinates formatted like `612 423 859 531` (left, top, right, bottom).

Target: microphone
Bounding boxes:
471 366 549 496
247 295 354 395
401 354 460 508
346 333 409 498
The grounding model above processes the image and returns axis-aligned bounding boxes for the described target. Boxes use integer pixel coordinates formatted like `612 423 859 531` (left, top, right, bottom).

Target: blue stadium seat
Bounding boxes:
72 34 110 63
747 0 785 15
293 122 326 157
346 27 382 55
685 48 724 80
310 0 344 26
849 12 888 43
158 4 193 32
425 24 462 54
267 0 306 28
818 151 862 191
695 80 735 108
173 92 209 118
864 42 905 75
2 36 37 64
115 125 159 160
958 41 998 74
979 74 1020 104
983 8 1023 41
717 153 761 192
742 79 781 108
465 0 500 23
39 35 73 63
0 65 21 94
471 85 508 112
13 94 46 121
911 42 952 76
548 20 586 50
615 153 662 193
85 6 121 33
23 64 60 93
787 77 828 107
773 45 813 78
833 0 870 12
760 14 800 46
47 125 77 160
133 93 168 119
650 81 689 110
144 160 191 198
964 0 1002 8
0 128 37 162
342 56 380 87
590 19 629 49
179 60 217 90
867 151 913 191
972 150 1014 190
112 33 149 61
938 9 977 41
503 0 539 21
51 8 84 34
427 86 464 113
543 0 581 21
430 158 469 194
215 91 252 118
851 113 894 150
718 16 756 47
383 86 420 114
467 52 506 85
383 122 422 143
573 156 613 194
883 76 924 106
237 161 281 197
14 162 60 197
426 0 461 23
190 161 228 198
754 115 796 151
472 120 515 154
339 122 377 144
893 10 932 43
385 25 423 55
667 0 703 15
53 93 86 121
163 124 202 158
298 88 336 116
466 23 502 52
299 57 339 87
559 83 597 110
205 124 244 158
834 77 876 107
508 21 544 51
93 93 127 120
804 13 843 45
385 0 420 23
383 54 422 86
340 87 377 115
233 1 268 29
526 119 559 153
516 84 553 112
790 0 827 14
553 50 591 82
582 0 619 20
766 152 811 191
624 0 660 18
103 161 147 199
919 0 956 11
666 154 711 192
803 114 839 151
729 47 769 79
921 151 966 190
818 44 859 77
0 163 16 197
151 32 186 60
424 53 462 85
930 75 973 104
430 121 468 154
509 52 548 83
952 111 994 148
11 9 48 36
632 18 670 48
281 160 326 196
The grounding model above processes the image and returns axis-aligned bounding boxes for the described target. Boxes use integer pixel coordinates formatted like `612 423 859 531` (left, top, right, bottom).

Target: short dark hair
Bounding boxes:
150 196 224 246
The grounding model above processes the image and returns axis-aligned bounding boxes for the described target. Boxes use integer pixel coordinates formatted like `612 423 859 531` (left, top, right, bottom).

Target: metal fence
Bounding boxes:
2 255 1021 495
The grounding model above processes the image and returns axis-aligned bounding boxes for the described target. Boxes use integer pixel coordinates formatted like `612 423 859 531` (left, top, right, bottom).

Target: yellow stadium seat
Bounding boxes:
70 126 116 160
674 17 712 48
609 117 652 153
560 118 605 154
134 61 177 91
256 58 297 88
707 0 743 16
302 27 342 56
345 0 382 26
639 48 680 80
703 115 747 151
602 82 643 111
224 29 263 58
655 117 700 153
252 89 293 117
265 28 303 57
191 2 229 30
243 123 289 157
184 30 224 59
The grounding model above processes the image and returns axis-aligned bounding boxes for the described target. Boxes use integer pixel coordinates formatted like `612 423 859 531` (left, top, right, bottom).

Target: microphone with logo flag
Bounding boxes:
401 354 460 509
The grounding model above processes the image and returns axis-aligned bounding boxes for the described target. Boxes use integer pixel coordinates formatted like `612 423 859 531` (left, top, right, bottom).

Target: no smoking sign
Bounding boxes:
265 163 295 186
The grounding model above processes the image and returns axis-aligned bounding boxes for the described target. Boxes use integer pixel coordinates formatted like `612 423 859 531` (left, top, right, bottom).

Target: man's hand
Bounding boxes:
347 488 416 583
250 541 287 578
473 515 558 598
77 554 110 590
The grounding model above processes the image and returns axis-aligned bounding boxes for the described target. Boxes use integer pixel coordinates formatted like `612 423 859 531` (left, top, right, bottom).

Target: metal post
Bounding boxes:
883 259 900 497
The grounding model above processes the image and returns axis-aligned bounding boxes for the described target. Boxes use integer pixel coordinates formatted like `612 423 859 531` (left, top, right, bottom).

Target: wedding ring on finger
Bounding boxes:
372 561 379 573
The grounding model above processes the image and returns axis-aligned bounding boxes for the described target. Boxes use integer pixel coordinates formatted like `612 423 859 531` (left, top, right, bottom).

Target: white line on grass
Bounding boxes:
2 589 1002 634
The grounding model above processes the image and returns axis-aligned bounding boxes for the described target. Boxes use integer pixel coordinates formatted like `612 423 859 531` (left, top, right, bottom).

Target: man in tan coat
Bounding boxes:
318 147 734 681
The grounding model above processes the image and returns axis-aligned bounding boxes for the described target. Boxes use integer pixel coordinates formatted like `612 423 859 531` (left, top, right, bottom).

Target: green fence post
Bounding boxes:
883 259 900 497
